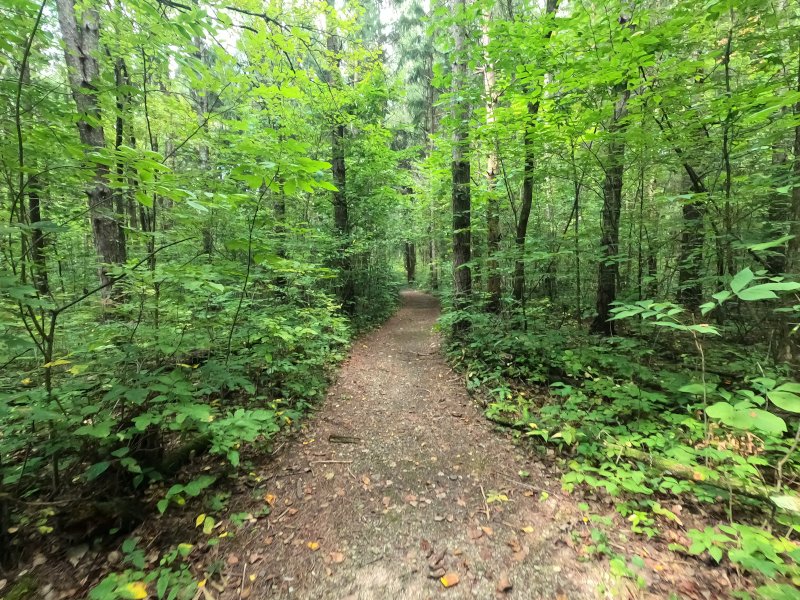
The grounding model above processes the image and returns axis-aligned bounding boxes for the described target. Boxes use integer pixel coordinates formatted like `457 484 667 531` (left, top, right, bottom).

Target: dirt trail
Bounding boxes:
228 290 604 599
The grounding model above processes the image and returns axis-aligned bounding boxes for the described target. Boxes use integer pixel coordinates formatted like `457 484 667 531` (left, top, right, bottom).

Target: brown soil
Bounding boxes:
218 290 605 599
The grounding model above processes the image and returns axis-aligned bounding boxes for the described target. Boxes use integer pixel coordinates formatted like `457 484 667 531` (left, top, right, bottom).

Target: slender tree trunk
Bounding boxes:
405 242 416 283
426 55 439 291
326 0 354 314
677 173 705 310
483 12 501 313
20 62 49 295
512 123 534 303
451 0 471 329
786 46 800 274
512 0 558 304
590 86 629 335
767 144 788 275
56 0 126 297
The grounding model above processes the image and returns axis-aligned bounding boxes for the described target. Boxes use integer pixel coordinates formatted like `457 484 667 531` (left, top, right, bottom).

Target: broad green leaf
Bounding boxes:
767 390 800 413
770 495 800 514
730 268 755 294
86 461 111 481
737 286 779 301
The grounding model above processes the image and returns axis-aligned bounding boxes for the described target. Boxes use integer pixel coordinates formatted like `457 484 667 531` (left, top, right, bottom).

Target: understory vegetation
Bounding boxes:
1 0 403 588
400 0 800 597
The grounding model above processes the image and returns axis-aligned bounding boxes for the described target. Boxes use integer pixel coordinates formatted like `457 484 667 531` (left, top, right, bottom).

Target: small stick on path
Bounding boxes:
479 484 490 520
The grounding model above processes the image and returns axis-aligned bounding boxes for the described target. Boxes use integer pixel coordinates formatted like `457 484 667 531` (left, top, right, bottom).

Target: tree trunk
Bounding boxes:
677 173 705 310
21 62 49 295
405 242 416 283
590 87 629 335
512 123 534 304
767 145 788 275
326 1 354 314
785 47 800 274
56 0 126 297
512 0 558 304
483 12 501 313
451 0 471 330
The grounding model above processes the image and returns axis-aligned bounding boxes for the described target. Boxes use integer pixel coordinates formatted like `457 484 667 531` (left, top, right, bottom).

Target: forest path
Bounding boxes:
226 290 604 599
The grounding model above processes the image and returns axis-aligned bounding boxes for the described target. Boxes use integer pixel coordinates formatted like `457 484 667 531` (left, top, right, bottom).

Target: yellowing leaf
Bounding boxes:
123 581 148 599
440 573 460 588
198 579 207 588
43 358 71 368
307 541 320 551
21 378 32 385
195 514 206 527
202 516 215 535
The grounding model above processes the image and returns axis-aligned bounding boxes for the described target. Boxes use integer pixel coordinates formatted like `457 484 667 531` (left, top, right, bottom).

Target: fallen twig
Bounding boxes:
500 474 545 494
479 485 490 520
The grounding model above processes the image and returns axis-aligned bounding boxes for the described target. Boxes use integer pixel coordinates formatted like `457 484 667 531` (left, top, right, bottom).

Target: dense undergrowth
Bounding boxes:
0 250 401 574
442 278 800 599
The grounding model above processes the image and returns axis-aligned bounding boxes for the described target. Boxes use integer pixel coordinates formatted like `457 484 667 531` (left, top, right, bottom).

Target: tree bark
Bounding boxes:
451 0 471 330
785 46 800 274
513 117 534 303
590 86 629 335
21 62 49 295
677 173 705 311
483 11 501 313
512 0 558 304
404 242 416 283
326 1 354 314
56 0 126 297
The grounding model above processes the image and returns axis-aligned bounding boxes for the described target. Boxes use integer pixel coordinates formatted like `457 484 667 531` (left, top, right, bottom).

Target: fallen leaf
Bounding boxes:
520 525 535 534
66 544 88 567
361 475 371 487
468 528 483 540
227 554 240 566
123 582 148 599
382 496 391 507
329 551 345 564
440 573 460 588
481 526 494 537
264 494 276 506
420 539 432 555
307 541 320 551
429 548 446 568
496 573 513 593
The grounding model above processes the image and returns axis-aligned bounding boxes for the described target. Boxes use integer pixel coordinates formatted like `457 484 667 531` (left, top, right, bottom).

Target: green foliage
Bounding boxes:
445 279 800 592
0 0 406 568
